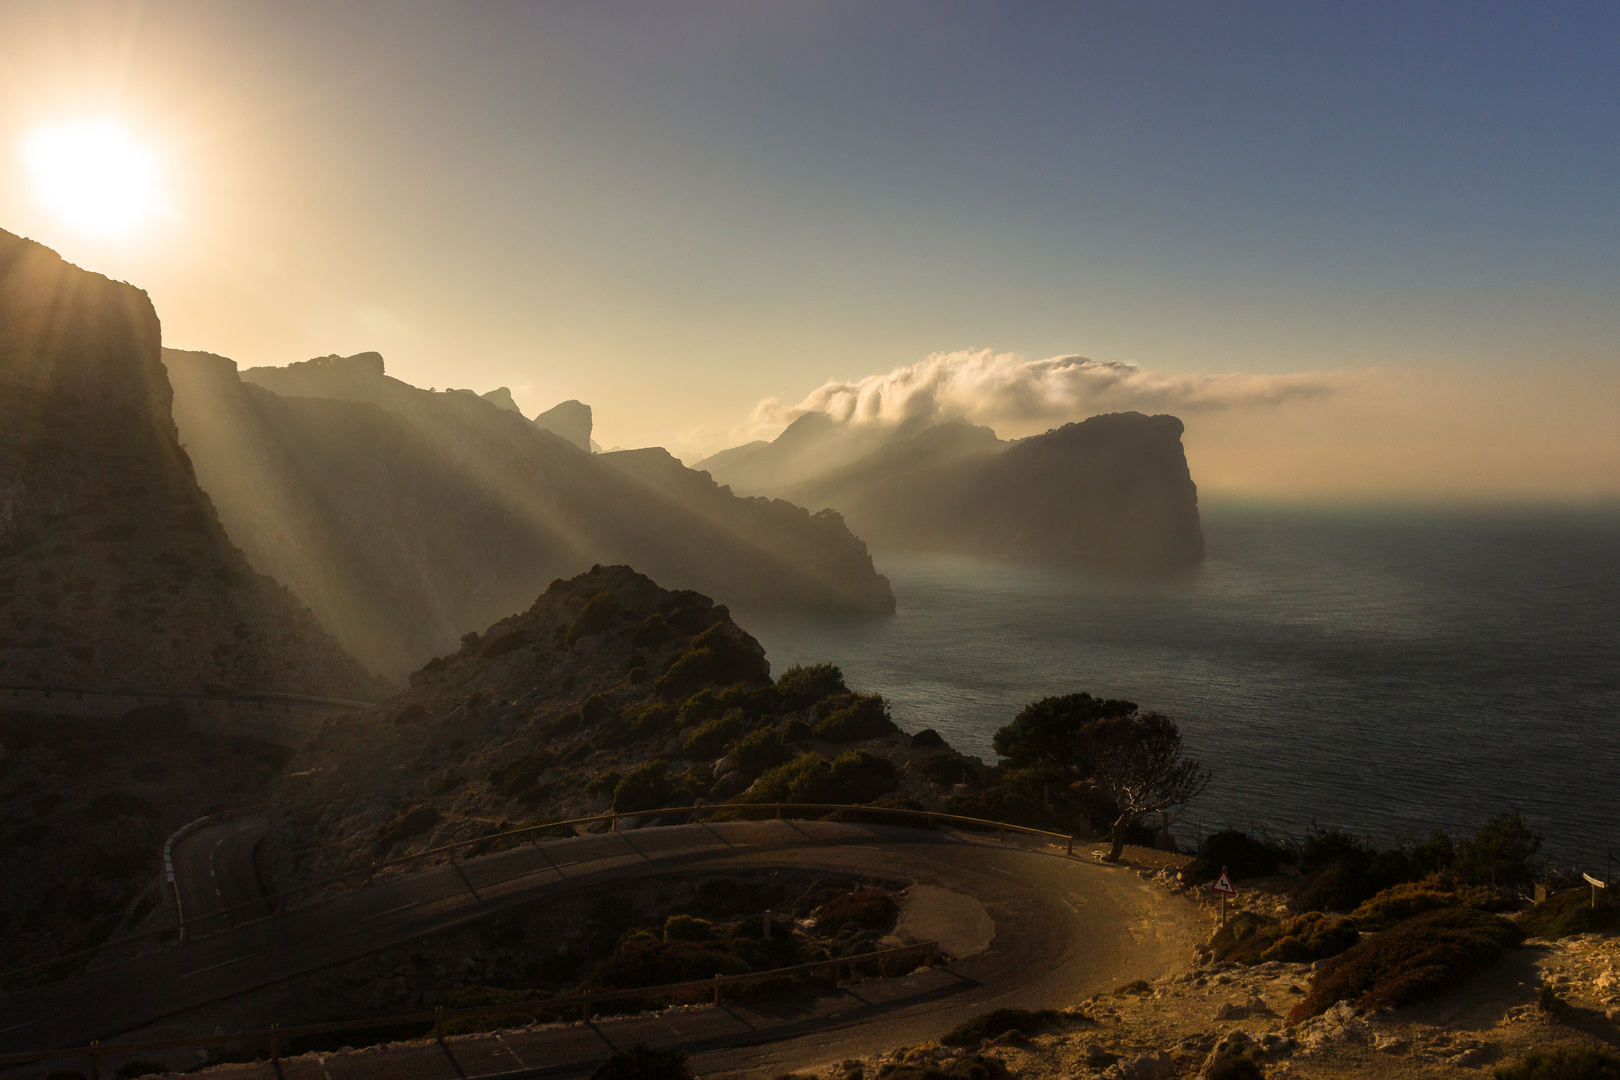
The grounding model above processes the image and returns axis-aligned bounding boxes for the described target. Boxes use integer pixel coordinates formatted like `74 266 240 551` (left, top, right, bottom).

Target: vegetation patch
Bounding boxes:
1519 887 1620 941
1349 873 1507 932
878 1053 1010 1080
1289 906 1524 1023
813 693 897 743
569 593 620 640
374 805 443 852
682 710 749 760
1493 1044 1620 1080
774 663 849 712
432 986 556 1035
738 750 899 808
591 1044 693 1080
1181 829 1290 886
811 888 897 936
940 1007 1063 1046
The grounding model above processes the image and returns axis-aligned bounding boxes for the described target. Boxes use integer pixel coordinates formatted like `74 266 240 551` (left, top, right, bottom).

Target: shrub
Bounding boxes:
682 710 749 760
941 788 1065 833
921 753 973 789
587 770 622 796
940 1008 1062 1046
813 888 897 935
628 667 647 684
655 625 769 697
375 806 442 851
1494 1045 1620 1080
1519 888 1620 941
1289 906 1524 1023
1455 812 1543 892
1349 874 1505 932
782 718 813 742
1259 912 1359 964
723 726 793 781
1208 910 1281 965
663 915 713 942
676 690 720 728
633 613 672 647
1205 1055 1264 1080
627 702 679 741
1182 829 1290 885
581 694 612 725
612 761 674 814
910 728 947 749
591 1044 693 1080
813 694 897 743
1290 834 1414 913
481 629 532 658
432 986 555 1034
740 750 900 807
774 663 848 712
569 593 620 640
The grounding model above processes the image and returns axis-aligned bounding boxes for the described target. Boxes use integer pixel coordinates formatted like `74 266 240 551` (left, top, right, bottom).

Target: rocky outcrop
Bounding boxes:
0 230 384 698
709 412 1205 569
166 351 894 679
533 398 592 451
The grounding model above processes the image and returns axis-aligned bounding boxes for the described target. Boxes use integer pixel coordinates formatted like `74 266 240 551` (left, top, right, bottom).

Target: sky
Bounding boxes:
2 1 1618 501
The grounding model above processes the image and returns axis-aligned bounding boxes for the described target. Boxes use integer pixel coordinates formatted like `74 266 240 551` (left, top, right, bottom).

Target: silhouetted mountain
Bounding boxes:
480 386 522 414
707 412 1205 568
533 398 593 451
166 351 894 679
0 230 385 698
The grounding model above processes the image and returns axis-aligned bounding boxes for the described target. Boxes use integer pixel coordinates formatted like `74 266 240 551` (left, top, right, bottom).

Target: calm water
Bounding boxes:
736 505 1620 866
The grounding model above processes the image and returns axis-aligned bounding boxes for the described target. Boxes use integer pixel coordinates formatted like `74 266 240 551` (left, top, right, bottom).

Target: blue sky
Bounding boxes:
2 2 1618 497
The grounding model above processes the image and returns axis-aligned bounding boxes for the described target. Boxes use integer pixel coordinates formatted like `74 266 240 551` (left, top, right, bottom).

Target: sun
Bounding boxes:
22 122 162 237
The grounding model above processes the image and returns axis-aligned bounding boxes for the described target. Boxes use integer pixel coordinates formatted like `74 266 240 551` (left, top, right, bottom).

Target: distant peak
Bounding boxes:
481 386 522 414
297 352 386 378
534 398 592 452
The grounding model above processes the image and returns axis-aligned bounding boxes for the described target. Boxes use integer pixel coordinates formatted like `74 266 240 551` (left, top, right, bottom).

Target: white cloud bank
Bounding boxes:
735 350 1355 443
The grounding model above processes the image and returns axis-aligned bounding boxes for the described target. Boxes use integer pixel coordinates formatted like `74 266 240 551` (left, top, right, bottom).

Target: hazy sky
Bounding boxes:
3 2 1618 500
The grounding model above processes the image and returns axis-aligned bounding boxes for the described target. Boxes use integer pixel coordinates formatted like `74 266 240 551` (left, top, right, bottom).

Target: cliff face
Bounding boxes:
0 230 385 698
713 412 1205 569
165 351 894 680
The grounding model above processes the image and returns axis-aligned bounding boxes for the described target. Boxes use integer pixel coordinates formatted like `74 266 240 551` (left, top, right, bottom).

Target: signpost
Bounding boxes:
1211 866 1237 926
1584 872 1608 909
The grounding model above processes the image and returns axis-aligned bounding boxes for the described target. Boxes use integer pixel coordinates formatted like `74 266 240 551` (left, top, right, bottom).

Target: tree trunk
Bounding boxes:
1107 819 1129 862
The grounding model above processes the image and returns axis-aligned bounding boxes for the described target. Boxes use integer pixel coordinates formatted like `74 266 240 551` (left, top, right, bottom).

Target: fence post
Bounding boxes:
270 1024 280 1064
775 804 782 819
713 973 723 1005
998 824 1005 843
1066 835 1074 856
611 814 617 833
89 1041 99 1080
435 1006 443 1040
582 997 592 1023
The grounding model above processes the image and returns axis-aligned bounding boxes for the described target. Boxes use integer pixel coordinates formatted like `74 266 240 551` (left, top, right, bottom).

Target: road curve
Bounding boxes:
0 819 1202 1073
171 814 272 937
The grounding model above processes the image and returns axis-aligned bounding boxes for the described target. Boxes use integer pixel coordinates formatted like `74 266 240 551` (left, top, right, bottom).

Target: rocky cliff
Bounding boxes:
709 412 1205 569
165 351 894 680
0 230 385 698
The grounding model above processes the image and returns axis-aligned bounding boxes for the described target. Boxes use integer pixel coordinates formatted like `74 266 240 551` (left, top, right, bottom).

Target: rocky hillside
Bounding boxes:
165 350 894 680
706 412 1205 569
262 565 959 891
0 230 384 698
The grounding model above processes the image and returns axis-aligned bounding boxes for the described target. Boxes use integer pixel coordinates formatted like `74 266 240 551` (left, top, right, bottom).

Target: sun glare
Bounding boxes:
23 122 162 237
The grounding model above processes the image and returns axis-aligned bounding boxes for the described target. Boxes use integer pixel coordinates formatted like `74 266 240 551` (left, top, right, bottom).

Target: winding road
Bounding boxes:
0 820 1202 1079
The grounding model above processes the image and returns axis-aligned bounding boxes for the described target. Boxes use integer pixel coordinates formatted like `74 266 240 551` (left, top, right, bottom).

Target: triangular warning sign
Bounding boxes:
1212 870 1237 895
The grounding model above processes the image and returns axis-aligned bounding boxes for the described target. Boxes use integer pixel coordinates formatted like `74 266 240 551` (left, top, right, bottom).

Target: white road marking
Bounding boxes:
179 955 253 979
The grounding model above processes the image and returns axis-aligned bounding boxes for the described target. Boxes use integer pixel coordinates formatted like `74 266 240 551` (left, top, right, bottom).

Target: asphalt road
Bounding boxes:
172 813 273 938
0 820 1202 1078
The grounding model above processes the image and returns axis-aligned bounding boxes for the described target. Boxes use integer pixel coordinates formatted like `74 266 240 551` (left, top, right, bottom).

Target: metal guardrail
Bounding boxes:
0 801 1086 988
0 939 940 1074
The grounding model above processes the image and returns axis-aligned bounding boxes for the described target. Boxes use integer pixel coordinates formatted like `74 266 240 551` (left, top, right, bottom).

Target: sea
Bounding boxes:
735 504 1620 868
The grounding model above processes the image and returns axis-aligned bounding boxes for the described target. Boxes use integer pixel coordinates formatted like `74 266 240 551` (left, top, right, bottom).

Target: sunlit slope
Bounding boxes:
166 351 894 680
0 229 385 698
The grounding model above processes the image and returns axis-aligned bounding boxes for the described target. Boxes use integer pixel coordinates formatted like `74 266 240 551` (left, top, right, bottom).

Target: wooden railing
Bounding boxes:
0 801 1085 988
0 939 939 1074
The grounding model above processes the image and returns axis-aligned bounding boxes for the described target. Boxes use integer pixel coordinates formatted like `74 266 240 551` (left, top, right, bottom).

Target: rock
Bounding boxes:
1102 1049 1174 1080
1214 1001 1249 1021
1294 1000 1369 1050
1373 1035 1409 1054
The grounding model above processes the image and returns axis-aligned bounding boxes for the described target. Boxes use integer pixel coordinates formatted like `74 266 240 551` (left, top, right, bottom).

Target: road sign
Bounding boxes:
1212 870 1237 895
1583 873 1608 889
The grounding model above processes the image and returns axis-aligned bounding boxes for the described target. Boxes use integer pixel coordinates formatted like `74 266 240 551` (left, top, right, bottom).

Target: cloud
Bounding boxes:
735 350 1355 442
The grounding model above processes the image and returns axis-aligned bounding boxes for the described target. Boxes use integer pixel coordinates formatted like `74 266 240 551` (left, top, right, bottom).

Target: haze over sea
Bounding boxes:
738 505 1620 866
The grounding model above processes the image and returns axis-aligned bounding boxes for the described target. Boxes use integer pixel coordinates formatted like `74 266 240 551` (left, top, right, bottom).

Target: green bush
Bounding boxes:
626 702 679 740
682 710 749 760
723 726 793 781
1208 910 1280 965
432 985 555 1035
782 717 813 742
591 1044 692 1080
655 625 770 697
1349 874 1505 932
586 770 622 796
1519 888 1620 941
1259 912 1359 964
676 690 719 728
490 747 558 795
612 761 674 814
1455 812 1543 892
1182 829 1290 885
774 663 849 712
1494 1045 1620 1080
663 915 713 942
633 613 672 647
1289 906 1524 1023
921 753 974 789
569 593 619 640
813 888 896 935
481 629 532 658
581 694 612 725
939 1008 1062 1046
739 750 900 807
813 693 897 743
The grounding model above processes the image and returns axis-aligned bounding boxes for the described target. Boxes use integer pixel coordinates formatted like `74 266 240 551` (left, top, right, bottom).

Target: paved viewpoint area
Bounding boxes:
1 820 1202 1079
